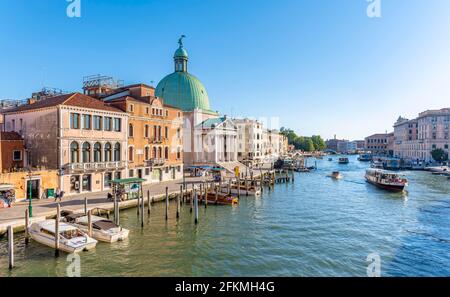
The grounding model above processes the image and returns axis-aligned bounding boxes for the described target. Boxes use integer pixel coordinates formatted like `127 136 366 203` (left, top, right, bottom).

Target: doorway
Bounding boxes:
26 179 40 200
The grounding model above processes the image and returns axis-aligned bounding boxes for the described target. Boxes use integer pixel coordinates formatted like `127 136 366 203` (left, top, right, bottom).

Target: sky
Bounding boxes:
1 0 450 140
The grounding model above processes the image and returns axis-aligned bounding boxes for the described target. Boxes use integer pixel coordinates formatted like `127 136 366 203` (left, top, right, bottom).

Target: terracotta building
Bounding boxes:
0 131 25 172
101 84 184 183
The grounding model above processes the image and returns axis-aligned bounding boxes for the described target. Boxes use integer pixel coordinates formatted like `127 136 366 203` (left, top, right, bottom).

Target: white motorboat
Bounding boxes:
328 171 343 179
28 220 97 253
63 213 129 243
338 157 349 164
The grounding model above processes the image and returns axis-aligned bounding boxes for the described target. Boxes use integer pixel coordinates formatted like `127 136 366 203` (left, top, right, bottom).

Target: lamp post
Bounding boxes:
27 167 33 217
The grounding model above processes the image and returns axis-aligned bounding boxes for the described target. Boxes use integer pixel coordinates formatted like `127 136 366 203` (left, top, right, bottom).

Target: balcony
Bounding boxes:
145 158 166 167
65 161 126 173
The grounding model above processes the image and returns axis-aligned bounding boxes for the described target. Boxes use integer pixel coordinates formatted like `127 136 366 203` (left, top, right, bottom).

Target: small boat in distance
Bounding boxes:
365 169 408 192
28 220 97 253
63 213 129 243
328 158 333 161
328 171 342 179
358 154 372 162
338 157 349 164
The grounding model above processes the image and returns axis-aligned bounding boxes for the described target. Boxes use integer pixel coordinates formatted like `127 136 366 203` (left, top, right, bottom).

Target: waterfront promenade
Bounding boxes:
0 175 206 235
0 168 271 235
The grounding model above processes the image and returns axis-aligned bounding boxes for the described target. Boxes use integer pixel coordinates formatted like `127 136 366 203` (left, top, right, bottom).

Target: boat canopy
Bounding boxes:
110 178 146 185
38 220 78 233
366 168 405 177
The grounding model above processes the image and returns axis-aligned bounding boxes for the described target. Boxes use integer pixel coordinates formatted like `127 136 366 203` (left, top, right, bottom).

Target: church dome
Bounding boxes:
156 72 210 111
155 36 211 112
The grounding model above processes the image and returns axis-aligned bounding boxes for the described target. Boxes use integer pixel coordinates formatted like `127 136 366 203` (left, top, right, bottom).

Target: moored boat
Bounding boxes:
198 192 239 205
338 157 349 164
28 220 97 253
365 169 408 192
63 213 129 243
328 171 342 179
358 154 372 162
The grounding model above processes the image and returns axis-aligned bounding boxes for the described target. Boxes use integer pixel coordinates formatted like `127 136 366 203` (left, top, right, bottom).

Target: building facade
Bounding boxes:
102 84 184 183
365 133 394 156
234 118 264 165
394 108 450 162
3 93 128 196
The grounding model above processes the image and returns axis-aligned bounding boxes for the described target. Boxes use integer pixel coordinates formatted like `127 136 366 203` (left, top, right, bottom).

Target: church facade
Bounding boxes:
155 37 242 171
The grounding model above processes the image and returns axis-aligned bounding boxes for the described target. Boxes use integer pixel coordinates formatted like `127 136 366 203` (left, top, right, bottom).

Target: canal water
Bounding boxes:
1 155 449 276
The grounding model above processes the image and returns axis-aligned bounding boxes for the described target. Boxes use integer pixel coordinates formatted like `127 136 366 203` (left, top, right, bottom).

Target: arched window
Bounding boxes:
129 123 134 137
164 147 169 159
153 147 157 159
70 142 79 163
144 125 149 138
104 142 112 162
94 142 102 162
145 146 150 160
158 147 162 158
128 146 134 162
114 143 121 161
177 147 181 159
82 142 91 163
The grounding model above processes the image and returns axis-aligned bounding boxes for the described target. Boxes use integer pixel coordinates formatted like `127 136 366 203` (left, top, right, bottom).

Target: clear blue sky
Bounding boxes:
1 0 450 140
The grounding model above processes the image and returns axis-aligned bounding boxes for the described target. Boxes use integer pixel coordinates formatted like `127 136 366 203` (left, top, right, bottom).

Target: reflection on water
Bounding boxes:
1 155 449 276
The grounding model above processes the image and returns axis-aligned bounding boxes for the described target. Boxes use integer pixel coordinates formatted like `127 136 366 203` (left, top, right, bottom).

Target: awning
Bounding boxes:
110 178 146 185
0 184 15 191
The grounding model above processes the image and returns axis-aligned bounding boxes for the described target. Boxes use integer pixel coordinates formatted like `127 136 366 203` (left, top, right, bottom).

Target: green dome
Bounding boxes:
155 72 210 112
174 47 188 59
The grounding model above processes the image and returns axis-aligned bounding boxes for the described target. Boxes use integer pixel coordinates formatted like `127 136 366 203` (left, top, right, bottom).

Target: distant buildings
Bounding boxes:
364 133 394 156
393 108 450 162
234 118 264 164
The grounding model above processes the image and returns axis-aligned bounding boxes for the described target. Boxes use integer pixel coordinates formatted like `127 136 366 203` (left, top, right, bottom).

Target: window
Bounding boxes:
93 116 102 130
177 147 181 159
165 110 168 117
158 147 162 158
82 114 91 129
70 113 80 129
153 147 157 159
114 171 121 180
70 142 79 163
114 118 121 132
104 172 113 188
177 128 181 139
164 147 169 159
128 146 134 162
13 150 22 161
104 117 112 131
104 142 112 162
94 142 102 162
129 104 134 112
129 124 134 137
145 125 150 138
129 169 134 177
114 143 121 161
146 107 149 114
82 142 91 163
177 112 181 118
145 168 150 176
445 144 449 149
165 126 169 139
11 119 15 131
145 146 150 160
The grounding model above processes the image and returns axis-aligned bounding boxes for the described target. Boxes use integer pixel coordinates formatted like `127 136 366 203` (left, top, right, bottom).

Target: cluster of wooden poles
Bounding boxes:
6 170 292 270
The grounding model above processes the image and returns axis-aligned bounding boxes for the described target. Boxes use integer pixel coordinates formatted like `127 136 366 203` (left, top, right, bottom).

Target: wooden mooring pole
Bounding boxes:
204 183 208 208
194 188 199 225
88 210 93 237
215 185 218 205
84 197 88 215
25 209 30 245
165 186 169 220
140 189 144 228
55 203 60 257
147 190 151 215
8 225 14 269
177 185 182 218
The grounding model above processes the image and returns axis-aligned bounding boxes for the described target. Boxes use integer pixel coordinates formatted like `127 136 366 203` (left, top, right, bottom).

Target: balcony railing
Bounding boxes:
65 161 126 173
145 158 165 167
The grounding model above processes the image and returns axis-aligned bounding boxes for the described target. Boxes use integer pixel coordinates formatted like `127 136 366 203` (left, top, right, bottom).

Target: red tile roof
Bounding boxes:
0 131 23 141
5 93 124 113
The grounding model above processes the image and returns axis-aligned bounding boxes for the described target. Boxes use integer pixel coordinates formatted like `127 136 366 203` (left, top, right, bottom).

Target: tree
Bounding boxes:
431 148 448 162
311 135 326 151
280 127 326 152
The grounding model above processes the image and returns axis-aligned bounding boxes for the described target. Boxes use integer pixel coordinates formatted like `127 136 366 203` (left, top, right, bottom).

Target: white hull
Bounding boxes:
74 224 129 243
29 229 97 253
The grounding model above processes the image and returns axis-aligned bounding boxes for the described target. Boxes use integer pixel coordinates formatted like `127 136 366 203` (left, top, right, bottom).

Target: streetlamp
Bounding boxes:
27 166 33 217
